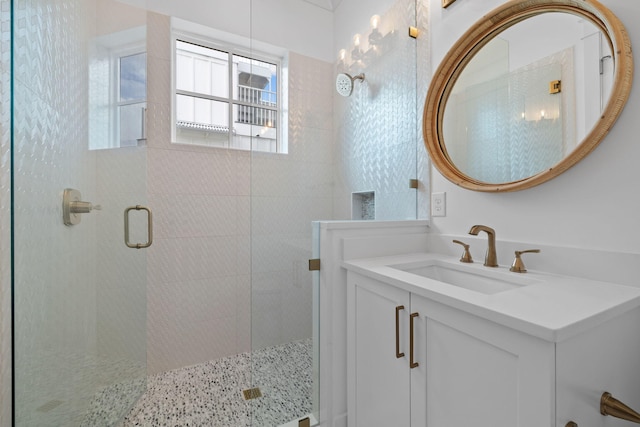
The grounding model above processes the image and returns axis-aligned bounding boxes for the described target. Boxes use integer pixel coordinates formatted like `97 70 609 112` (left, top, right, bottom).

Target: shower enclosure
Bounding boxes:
8 0 425 425
11 1 150 424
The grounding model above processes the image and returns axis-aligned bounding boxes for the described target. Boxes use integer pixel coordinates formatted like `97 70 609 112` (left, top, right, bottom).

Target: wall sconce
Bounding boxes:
368 15 382 46
351 34 363 61
521 95 560 122
337 49 347 69
337 12 395 68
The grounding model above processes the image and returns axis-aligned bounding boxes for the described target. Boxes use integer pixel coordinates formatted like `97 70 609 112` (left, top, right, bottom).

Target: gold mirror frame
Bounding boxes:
423 0 633 192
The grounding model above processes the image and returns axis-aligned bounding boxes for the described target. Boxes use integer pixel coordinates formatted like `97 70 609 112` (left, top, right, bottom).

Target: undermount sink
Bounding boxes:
389 260 537 295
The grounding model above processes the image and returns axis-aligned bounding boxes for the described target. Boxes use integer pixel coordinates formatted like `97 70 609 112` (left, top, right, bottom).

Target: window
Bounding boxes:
118 52 147 147
89 31 147 150
174 38 283 153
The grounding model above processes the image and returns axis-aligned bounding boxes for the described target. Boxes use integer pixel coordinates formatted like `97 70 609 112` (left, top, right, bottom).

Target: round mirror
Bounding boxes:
423 0 633 192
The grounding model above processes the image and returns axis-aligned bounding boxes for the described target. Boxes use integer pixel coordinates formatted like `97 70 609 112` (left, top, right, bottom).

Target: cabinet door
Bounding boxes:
347 272 411 427
411 296 555 427
556 307 640 427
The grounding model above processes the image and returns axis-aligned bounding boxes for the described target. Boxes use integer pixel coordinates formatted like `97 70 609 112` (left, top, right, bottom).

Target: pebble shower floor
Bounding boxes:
82 339 312 426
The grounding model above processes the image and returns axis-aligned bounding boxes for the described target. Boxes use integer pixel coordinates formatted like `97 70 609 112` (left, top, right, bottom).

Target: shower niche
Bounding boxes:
352 191 376 220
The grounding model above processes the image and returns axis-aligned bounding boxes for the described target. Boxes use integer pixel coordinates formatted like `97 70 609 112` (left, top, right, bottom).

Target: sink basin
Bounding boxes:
389 260 535 295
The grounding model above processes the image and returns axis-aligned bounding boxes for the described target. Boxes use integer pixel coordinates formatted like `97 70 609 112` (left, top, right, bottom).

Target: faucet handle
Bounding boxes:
510 249 540 273
452 240 473 263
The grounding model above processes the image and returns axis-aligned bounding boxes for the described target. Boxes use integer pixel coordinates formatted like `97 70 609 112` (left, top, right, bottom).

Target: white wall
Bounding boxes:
428 0 640 256
502 13 586 72
118 0 334 62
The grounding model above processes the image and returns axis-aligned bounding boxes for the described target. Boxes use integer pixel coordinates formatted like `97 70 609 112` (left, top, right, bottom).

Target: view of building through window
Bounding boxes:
175 39 281 152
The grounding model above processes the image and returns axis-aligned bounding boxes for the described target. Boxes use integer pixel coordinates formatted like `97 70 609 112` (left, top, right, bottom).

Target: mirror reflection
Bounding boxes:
443 12 612 184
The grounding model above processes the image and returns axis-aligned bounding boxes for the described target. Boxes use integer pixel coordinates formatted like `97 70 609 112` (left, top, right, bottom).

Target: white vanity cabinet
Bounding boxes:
414 295 555 427
346 271 412 427
347 271 554 427
346 269 640 427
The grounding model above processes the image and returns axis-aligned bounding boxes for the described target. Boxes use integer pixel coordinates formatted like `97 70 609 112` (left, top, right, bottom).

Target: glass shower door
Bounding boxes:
247 0 419 424
12 0 148 425
247 39 331 427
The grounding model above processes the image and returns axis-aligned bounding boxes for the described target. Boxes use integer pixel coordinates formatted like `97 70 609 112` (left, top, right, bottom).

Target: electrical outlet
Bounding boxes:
431 192 446 217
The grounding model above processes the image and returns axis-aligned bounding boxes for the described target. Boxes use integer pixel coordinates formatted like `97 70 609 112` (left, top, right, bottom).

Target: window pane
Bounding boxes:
233 54 277 107
176 95 231 148
120 102 146 147
120 53 146 102
177 94 229 129
233 104 277 152
176 52 194 92
176 40 228 98
235 105 277 128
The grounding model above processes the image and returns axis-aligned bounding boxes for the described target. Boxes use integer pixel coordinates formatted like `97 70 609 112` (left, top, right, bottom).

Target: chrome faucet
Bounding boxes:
468 225 498 267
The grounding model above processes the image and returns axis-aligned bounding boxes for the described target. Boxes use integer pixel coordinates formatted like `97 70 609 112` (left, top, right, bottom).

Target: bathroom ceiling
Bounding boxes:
301 0 343 11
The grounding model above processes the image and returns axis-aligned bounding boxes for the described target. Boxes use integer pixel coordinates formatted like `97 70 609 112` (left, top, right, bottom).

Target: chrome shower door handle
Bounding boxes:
124 205 153 249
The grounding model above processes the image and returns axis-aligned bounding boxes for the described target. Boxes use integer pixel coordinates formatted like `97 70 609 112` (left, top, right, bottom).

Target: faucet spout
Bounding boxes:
468 225 498 267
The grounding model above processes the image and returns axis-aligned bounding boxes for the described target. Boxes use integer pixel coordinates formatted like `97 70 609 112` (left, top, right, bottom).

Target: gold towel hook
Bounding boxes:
601 392 640 423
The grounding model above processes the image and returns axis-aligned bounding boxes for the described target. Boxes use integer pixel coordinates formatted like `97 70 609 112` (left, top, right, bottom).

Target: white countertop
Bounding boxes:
343 252 640 343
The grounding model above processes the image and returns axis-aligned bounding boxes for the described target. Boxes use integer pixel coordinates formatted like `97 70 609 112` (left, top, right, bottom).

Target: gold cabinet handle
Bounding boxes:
395 305 405 358
410 312 419 369
124 205 153 249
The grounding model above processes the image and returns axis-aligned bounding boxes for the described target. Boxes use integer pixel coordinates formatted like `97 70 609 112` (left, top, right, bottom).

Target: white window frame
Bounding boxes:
171 30 286 153
89 26 146 151
111 44 147 148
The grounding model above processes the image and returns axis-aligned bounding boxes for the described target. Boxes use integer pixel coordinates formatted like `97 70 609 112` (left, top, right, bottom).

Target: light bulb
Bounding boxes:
339 49 346 61
353 34 361 47
370 15 380 30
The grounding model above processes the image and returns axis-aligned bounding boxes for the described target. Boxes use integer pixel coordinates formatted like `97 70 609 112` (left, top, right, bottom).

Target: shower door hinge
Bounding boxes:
408 26 419 39
308 259 321 271
299 417 311 427
409 179 419 189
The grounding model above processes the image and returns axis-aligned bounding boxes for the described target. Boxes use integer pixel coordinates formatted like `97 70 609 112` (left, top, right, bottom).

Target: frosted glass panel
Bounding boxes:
12 0 147 425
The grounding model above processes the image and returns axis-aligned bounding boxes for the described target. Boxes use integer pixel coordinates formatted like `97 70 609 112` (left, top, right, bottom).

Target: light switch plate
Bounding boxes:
431 192 446 217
